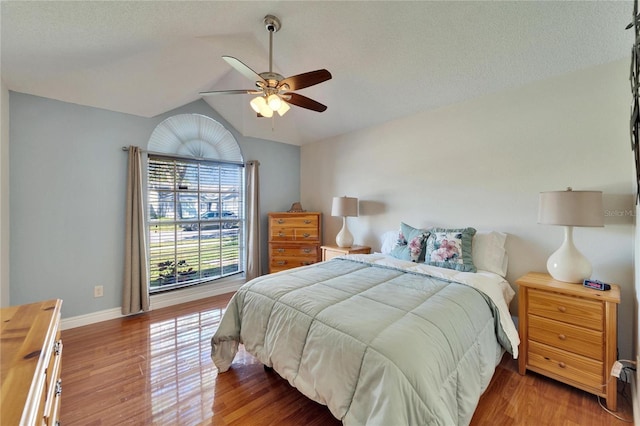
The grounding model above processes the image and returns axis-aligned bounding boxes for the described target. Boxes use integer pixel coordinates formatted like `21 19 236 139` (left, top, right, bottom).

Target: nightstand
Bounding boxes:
321 245 371 261
516 272 620 410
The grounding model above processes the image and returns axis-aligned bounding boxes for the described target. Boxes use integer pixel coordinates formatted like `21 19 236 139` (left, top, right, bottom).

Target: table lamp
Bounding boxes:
538 188 604 283
331 196 358 248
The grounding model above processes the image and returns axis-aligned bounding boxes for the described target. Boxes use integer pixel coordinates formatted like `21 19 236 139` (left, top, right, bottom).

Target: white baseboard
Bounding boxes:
61 276 245 330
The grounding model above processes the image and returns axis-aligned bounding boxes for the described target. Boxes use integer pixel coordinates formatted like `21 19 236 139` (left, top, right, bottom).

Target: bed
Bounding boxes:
211 243 520 425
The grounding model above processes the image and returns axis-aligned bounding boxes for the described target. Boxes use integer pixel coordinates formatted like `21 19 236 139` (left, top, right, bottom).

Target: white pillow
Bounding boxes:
380 230 400 254
472 231 508 276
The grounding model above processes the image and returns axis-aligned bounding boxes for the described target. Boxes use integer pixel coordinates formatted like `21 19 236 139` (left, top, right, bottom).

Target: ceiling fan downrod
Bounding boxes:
264 15 281 74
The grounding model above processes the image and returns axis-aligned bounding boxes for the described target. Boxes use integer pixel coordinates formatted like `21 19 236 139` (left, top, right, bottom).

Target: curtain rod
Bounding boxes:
121 146 245 167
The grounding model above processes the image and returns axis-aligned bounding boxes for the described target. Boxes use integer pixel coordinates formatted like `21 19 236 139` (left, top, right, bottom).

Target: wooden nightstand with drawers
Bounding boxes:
321 245 371 261
516 272 620 410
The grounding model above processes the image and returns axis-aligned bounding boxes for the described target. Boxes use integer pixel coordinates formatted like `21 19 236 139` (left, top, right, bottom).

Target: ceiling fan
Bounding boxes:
200 15 332 118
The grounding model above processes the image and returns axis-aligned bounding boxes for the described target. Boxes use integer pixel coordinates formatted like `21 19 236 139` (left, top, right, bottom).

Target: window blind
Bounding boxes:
147 155 245 292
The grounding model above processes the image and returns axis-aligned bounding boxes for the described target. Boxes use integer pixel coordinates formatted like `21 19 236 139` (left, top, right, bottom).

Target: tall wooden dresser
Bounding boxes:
1 299 63 426
268 212 322 273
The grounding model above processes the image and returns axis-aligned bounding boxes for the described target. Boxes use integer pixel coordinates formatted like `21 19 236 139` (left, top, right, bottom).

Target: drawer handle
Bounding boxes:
303 248 312 253
55 379 62 396
277 219 285 224
277 248 285 253
557 306 567 313
558 334 566 341
558 362 566 369
304 220 311 224
54 340 62 356
277 261 287 265
302 233 311 238
278 232 285 237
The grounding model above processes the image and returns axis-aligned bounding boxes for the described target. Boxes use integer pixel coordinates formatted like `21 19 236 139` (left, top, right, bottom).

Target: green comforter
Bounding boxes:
212 257 514 425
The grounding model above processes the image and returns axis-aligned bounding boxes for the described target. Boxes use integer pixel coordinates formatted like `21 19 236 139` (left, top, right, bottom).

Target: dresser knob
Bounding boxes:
304 220 311 224
277 248 284 253
303 233 310 238
277 261 286 266
278 232 285 237
558 362 566 368
277 219 285 224
558 334 566 341
557 306 567 313
303 248 311 253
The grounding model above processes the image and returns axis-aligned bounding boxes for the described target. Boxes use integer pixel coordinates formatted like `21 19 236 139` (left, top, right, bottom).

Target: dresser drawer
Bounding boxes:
529 315 603 360
528 341 603 392
269 215 319 229
271 244 318 258
270 257 317 271
528 289 603 330
270 227 319 241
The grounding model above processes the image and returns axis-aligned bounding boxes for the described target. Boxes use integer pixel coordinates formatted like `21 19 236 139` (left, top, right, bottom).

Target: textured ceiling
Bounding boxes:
0 1 633 146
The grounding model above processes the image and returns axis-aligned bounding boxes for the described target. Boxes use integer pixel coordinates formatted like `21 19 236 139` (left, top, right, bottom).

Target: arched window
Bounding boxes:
146 114 244 292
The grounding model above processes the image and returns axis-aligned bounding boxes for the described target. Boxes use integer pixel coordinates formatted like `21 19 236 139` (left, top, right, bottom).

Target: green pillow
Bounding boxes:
425 227 477 272
389 222 429 262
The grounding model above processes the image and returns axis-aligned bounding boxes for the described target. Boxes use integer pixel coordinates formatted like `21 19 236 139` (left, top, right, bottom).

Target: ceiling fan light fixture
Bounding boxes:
277 101 290 116
250 96 266 113
267 94 282 111
259 104 274 118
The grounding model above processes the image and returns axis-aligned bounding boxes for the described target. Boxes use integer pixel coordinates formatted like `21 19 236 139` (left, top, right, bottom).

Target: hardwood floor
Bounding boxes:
60 293 634 425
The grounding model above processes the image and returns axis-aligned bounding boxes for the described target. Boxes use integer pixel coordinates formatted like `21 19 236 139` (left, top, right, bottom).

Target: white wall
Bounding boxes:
0 78 9 307
301 59 636 360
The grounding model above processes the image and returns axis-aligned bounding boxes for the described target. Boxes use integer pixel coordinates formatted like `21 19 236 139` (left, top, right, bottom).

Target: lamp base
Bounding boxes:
335 217 353 248
547 226 592 283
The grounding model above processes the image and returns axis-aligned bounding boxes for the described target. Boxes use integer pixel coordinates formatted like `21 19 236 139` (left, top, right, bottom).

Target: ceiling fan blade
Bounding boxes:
200 89 261 96
286 93 327 112
222 56 266 84
278 69 332 91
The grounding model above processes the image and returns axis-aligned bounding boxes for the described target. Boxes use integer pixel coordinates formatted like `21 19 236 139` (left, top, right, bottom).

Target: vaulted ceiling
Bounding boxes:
1 1 632 145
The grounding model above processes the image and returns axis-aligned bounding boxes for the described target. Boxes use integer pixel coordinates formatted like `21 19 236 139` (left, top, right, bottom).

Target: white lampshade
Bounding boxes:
538 188 603 283
331 196 358 217
250 96 266 114
538 189 604 227
276 101 290 116
331 196 358 248
267 94 282 110
259 104 273 118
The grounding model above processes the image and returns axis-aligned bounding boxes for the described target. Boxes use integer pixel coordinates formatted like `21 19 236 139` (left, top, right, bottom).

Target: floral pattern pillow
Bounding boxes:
389 222 429 262
425 227 477 272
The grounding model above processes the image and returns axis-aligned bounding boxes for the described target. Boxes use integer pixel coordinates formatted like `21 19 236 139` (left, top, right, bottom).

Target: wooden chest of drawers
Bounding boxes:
268 212 322 273
1 299 63 425
516 272 619 410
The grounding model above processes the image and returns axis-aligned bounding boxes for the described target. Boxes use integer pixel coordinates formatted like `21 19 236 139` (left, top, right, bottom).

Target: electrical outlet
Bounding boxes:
94 285 104 298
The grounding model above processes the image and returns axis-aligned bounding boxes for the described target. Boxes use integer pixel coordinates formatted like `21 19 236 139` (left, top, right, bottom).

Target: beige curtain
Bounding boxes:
122 146 150 315
245 160 262 281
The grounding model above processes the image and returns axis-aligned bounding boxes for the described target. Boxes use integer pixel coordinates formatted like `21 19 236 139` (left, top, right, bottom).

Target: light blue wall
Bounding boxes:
9 92 300 317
